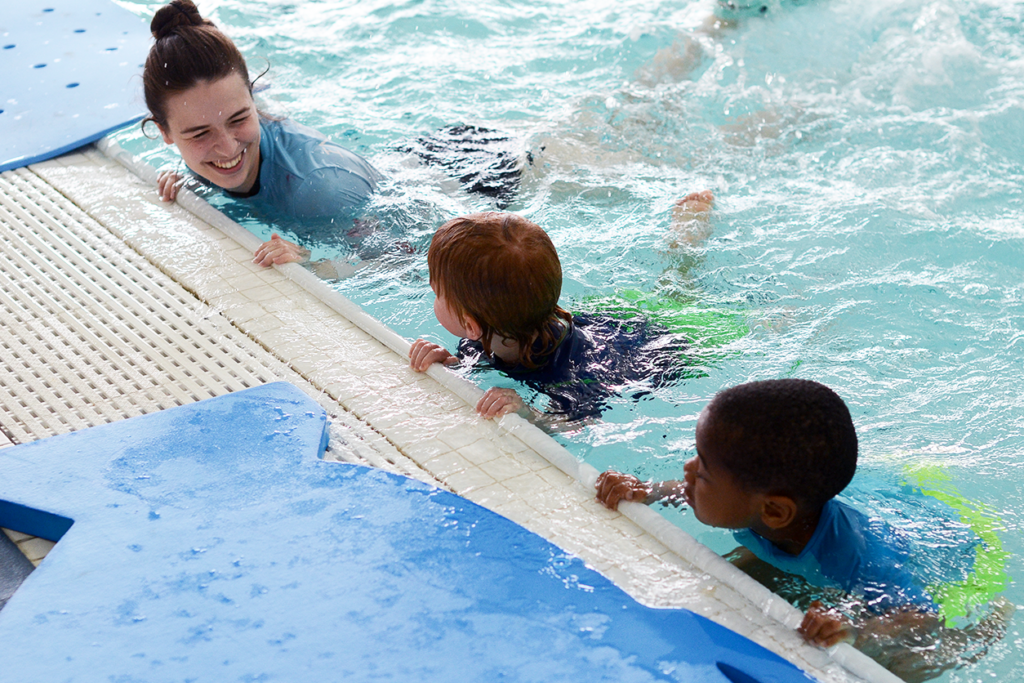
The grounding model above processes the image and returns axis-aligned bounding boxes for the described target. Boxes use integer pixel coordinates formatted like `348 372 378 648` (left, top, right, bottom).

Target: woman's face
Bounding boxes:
158 73 261 194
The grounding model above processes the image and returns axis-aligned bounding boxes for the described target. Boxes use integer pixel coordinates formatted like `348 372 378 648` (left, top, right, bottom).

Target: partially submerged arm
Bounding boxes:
667 190 714 249
475 387 525 420
594 471 686 510
253 233 310 267
800 598 1014 683
633 14 735 86
252 234 367 280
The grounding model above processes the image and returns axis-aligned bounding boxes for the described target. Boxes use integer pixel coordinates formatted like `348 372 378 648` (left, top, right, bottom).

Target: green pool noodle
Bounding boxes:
576 289 749 348
903 464 1010 626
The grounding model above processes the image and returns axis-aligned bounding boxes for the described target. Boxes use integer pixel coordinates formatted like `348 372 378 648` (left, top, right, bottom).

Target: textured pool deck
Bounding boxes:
0 143 899 683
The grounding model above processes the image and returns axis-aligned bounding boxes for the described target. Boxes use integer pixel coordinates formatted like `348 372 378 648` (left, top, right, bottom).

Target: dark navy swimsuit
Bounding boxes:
458 313 695 421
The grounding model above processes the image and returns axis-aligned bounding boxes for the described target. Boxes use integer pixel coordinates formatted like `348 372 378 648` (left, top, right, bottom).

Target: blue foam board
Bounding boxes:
0 1 151 172
0 382 817 682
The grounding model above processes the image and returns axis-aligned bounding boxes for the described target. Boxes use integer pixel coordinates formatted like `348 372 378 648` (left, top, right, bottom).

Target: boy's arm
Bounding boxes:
798 601 860 648
799 599 1013 682
723 545 771 573
854 599 1012 681
594 471 686 510
800 603 949 683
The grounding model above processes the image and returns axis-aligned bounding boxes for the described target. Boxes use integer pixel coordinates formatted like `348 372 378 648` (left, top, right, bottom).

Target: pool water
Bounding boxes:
113 0 1024 679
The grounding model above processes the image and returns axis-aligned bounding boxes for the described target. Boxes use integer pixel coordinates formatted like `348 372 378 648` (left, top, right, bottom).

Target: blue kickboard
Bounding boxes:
0 0 151 172
0 382 817 682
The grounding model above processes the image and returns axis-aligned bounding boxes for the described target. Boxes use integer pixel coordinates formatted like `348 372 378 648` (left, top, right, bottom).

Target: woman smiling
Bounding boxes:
142 0 382 267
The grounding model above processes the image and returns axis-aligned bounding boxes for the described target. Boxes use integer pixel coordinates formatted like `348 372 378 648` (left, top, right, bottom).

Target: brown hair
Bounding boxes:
428 212 571 368
142 0 252 129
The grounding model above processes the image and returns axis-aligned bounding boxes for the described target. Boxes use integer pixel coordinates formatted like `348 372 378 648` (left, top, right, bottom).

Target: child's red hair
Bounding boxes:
428 212 571 368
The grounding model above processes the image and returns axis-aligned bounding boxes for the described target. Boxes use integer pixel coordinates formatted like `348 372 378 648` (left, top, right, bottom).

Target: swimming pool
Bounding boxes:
113 0 1024 679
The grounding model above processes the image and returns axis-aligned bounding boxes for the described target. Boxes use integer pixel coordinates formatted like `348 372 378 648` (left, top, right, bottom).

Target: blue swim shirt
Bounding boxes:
186 116 381 223
733 499 935 612
243 117 382 219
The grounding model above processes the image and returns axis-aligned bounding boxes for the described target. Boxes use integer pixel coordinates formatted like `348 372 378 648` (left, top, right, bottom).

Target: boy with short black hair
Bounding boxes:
596 378 935 648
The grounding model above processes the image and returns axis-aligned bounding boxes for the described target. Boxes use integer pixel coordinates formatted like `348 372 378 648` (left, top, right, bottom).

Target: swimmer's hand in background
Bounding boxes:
668 189 714 249
409 339 458 372
675 189 714 217
253 234 310 267
156 170 186 202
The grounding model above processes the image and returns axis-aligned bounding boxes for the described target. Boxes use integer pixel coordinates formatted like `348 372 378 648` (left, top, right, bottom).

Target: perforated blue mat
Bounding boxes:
0 1 150 172
0 383 817 682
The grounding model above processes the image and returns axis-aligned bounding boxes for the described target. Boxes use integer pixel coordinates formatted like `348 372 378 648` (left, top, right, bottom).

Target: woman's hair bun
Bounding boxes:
151 0 213 40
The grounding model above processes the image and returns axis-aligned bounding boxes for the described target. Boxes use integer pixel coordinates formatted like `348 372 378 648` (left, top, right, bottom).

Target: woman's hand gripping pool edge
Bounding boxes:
157 170 186 203
409 339 458 372
253 234 310 267
155 175 309 268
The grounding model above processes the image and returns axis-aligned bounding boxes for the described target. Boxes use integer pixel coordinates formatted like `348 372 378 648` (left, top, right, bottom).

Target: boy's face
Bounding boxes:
432 285 481 341
683 408 766 529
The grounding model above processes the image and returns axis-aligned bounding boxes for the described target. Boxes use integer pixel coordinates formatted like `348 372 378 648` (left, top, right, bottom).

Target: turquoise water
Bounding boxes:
114 0 1024 679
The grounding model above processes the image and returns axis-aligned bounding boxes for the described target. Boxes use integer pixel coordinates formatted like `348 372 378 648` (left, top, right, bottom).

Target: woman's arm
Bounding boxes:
252 233 310 267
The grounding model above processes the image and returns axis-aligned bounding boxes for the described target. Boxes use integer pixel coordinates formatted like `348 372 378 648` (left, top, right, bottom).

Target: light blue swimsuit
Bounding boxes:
223 117 382 220
734 499 934 611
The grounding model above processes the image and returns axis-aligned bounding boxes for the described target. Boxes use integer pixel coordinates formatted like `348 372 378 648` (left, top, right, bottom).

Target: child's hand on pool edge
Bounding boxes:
594 470 653 510
475 387 524 419
409 339 458 372
156 170 186 202
798 601 857 648
253 234 310 267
